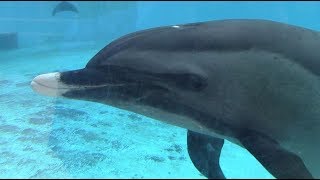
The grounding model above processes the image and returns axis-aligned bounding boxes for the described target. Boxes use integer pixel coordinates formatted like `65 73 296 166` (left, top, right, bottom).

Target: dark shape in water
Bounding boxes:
52 1 79 16
0 32 18 50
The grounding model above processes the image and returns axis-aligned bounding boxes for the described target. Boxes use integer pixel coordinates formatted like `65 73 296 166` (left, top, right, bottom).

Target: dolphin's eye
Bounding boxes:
186 74 207 91
172 73 207 92
189 74 205 90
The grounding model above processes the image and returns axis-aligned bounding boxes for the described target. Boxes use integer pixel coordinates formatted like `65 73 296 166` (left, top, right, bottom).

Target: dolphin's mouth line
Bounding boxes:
32 80 126 90
31 80 58 89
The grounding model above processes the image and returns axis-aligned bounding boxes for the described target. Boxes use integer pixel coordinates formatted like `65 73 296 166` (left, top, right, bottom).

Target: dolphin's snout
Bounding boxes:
31 72 65 97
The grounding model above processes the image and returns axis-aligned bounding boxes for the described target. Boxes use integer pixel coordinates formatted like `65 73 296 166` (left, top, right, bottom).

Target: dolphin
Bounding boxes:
52 1 79 16
30 19 320 179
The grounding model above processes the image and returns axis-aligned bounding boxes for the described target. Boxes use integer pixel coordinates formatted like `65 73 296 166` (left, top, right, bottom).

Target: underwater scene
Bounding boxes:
1 1 320 179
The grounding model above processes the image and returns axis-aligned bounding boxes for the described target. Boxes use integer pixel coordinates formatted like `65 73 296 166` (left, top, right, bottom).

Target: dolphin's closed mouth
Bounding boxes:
31 71 127 97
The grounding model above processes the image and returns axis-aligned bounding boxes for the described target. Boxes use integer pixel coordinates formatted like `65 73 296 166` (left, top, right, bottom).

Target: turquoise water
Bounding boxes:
1 1 319 178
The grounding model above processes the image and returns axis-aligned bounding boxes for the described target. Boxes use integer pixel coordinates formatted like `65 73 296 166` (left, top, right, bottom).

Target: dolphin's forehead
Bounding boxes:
87 49 211 76
85 27 172 64
86 19 320 77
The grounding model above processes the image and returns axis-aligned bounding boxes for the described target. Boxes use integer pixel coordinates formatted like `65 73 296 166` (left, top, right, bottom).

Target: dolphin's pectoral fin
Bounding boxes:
187 130 226 179
238 129 313 179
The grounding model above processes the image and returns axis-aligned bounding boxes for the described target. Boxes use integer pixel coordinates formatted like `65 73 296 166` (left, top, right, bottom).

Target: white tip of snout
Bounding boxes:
31 72 65 97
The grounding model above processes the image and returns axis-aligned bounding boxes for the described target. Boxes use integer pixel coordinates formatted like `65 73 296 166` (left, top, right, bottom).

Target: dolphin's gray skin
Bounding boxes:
30 19 320 179
52 1 78 16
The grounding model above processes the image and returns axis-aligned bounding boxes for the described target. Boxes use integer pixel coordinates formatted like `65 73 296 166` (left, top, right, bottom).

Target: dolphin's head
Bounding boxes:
31 25 209 123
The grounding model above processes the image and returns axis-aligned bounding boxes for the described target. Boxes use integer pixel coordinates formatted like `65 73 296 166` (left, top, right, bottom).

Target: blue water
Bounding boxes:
0 1 319 178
